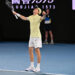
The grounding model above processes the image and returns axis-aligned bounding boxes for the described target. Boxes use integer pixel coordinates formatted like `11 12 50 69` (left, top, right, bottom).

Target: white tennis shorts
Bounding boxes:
29 37 42 48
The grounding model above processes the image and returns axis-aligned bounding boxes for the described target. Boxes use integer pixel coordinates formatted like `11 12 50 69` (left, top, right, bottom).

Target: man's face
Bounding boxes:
46 9 50 14
33 8 39 14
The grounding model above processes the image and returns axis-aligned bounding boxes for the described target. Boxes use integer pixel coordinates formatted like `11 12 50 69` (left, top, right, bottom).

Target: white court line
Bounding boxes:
0 69 67 75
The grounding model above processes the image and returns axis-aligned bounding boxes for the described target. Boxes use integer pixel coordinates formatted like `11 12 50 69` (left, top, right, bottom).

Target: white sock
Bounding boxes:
51 40 54 43
37 63 40 68
30 62 34 67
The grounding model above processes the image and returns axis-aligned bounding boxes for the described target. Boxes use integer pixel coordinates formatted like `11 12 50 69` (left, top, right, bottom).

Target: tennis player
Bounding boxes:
12 8 46 72
43 9 54 44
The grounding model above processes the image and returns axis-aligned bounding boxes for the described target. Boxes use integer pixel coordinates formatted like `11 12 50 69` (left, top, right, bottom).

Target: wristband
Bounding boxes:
16 13 20 17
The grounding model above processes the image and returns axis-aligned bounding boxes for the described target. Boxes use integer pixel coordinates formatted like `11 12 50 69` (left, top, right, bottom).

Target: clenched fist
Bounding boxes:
42 11 46 15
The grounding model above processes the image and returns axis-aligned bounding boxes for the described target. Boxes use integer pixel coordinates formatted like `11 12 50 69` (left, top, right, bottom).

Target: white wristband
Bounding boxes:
16 13 20 17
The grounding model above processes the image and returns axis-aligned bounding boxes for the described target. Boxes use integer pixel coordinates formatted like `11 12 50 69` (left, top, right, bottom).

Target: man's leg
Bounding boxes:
29 47 34 62
49 31 54 44
44 31 48 44
25 47 35 71
35 48 41 63
35 48 41 72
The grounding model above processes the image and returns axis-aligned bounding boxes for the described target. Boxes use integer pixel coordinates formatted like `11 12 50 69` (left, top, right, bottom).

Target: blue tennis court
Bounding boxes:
0 42 75 75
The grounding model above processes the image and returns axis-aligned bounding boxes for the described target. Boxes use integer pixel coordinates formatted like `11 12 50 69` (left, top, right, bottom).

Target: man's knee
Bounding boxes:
29 47 33 54
49 31 53 35
35 48 40 54
45 31 48 34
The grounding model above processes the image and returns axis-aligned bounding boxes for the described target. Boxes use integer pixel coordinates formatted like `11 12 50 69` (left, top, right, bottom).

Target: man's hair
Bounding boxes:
34 7 42 15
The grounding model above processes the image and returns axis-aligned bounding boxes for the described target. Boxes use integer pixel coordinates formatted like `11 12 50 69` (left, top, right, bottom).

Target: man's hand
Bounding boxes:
42 11 46 15
12 11 27 21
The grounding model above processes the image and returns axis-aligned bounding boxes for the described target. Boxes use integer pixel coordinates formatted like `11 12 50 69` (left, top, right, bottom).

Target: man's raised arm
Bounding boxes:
41 11 46 20
12 11 28 20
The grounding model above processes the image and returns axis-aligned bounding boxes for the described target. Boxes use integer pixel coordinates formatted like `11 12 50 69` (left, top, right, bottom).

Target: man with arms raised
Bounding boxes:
12 8 46 72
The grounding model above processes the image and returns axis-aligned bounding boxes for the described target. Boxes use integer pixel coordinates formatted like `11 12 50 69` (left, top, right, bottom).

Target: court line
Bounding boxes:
0 69 67 75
